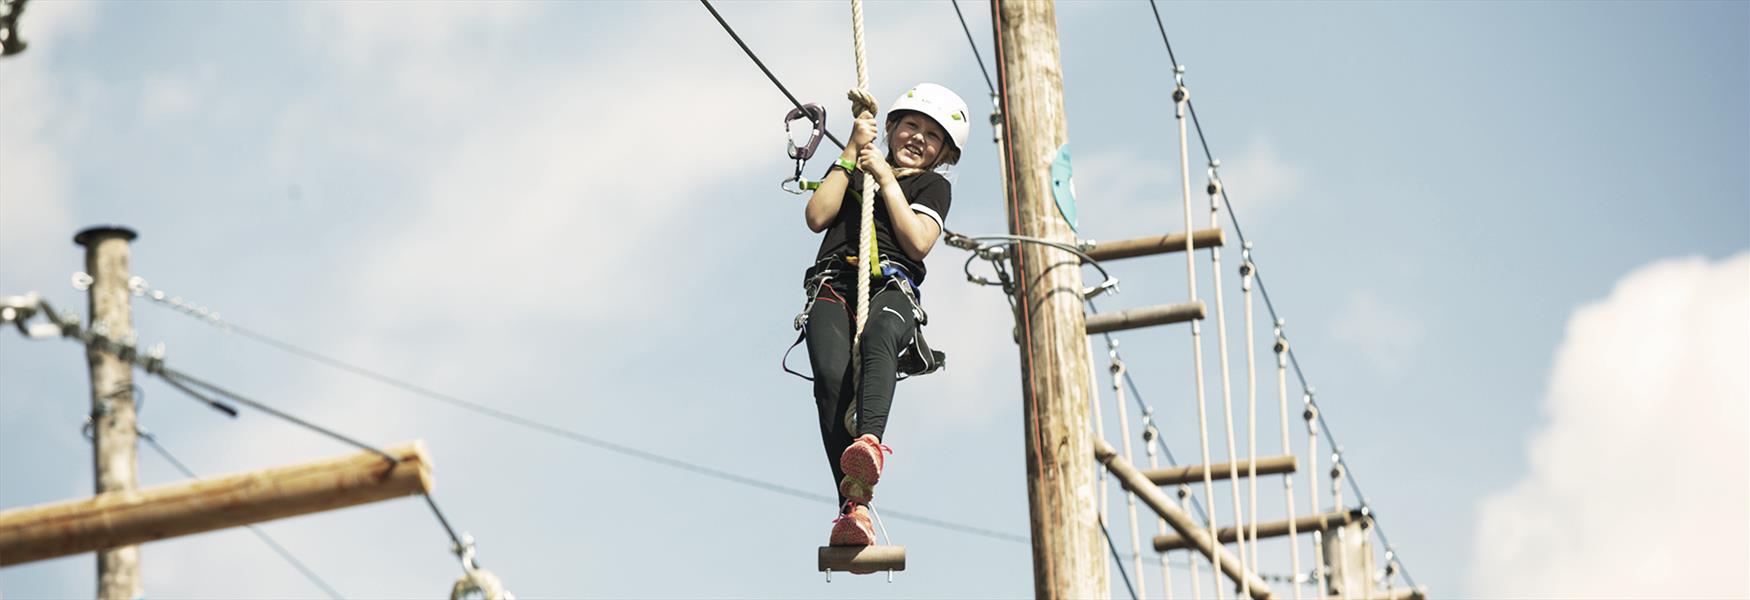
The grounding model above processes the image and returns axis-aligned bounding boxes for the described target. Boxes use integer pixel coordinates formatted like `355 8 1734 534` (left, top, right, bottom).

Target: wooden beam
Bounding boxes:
1153 509 1362 552
0 441 433 566
1082 228 1224 262
1095 438 1274 599
1085 301 1205 335
1327 587 1427 600
1143 455 1297 486
818 545 905 573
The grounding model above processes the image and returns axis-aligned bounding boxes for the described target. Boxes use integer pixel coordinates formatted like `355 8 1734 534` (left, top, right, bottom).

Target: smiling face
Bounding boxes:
886 111 950 170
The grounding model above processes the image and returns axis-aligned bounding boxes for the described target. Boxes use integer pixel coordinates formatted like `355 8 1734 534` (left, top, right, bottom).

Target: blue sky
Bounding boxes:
2 1 1745 598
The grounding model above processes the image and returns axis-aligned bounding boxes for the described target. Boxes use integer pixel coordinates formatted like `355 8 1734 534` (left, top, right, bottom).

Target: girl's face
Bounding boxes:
888 112 948 170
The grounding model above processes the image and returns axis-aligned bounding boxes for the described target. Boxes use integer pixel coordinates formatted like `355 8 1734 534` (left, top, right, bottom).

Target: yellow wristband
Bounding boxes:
834 157 859 173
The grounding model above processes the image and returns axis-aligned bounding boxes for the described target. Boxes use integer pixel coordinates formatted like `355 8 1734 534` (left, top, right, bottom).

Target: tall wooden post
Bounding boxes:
75 225 141 600
991 2 1107 597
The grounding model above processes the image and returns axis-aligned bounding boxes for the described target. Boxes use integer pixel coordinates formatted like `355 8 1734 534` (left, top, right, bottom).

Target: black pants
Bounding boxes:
806 277 919 505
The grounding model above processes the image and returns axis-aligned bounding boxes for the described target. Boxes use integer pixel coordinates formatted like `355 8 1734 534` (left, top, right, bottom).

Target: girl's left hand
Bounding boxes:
858 144 894 183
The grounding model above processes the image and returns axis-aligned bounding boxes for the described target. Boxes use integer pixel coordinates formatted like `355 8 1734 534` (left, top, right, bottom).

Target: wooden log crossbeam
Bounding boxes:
818 545 905 573
1094 438 1274 600
1081 228 1225 262
1153 508 1365 552
1085 301 1206 335
1143 455 1297 486
0 441 433 567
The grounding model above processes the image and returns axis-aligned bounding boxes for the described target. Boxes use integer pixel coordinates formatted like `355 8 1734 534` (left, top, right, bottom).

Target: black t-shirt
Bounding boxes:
812 169 952 286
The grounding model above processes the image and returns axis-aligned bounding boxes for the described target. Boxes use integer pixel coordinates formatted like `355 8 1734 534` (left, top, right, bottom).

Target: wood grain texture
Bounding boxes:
0 441 433 566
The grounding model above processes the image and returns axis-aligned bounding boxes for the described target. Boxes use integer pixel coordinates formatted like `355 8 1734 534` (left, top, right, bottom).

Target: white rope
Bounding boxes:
1172 71 1222 600
1109 349 1149 599
1204 168 1249 598
1240 247 1261 577
848 0 876 407
1274 324 1302 600
1307 393 1326 596
1141 415 1175 599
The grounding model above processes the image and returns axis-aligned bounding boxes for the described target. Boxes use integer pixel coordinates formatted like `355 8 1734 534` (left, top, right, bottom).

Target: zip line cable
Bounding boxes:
129 286 1029 545
141 433 346 600
949 0 997 96
1142 0 1419 588
699 0 845 151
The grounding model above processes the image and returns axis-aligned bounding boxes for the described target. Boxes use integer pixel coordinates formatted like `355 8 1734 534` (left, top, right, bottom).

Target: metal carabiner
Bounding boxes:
784 103 828 161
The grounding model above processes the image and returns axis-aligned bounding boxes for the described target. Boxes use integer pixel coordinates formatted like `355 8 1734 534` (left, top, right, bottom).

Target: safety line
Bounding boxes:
132 297 1030 546
698 0 846 151
141 434 346 600
949 0 997 96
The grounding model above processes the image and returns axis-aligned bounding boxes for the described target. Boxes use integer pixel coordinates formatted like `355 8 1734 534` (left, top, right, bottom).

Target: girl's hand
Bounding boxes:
858 143 894 184
847 111 879 149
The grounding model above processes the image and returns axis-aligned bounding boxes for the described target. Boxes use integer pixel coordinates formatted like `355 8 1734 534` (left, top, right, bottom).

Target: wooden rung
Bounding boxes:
0 441 432 566
1085 301 1205 335
1083 228 1225 262
1154 509 1363 552
1143 455 1298 486
818 545 906 572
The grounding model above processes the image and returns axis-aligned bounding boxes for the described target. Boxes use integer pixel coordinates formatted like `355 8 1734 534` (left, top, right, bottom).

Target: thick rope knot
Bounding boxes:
846 88 879 122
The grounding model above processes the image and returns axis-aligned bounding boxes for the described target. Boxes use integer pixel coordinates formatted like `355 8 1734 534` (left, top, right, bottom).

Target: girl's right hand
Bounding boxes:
848 111 879 149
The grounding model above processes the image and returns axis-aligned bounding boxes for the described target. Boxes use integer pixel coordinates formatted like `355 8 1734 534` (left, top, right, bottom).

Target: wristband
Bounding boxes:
834 157 859 173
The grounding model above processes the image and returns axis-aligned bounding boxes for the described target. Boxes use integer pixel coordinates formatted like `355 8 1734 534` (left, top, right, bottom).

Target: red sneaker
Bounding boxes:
828 503 876 547
838 434 892 504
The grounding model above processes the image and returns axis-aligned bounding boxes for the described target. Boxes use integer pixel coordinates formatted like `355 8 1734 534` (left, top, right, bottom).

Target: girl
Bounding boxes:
800 83 970 547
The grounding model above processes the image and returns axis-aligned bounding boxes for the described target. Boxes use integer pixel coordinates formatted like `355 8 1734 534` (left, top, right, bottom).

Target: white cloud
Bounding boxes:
1468 252 1750 597
138 70 205 121
1330 290 1422 376
0 1 97 295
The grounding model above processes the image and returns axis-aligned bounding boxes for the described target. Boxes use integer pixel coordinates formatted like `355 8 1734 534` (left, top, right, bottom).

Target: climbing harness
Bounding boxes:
782 259 945 383
781 103 829 194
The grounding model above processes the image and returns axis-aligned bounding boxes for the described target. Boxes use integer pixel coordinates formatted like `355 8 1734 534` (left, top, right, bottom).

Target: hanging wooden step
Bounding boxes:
1153 508 1364 552
1144 455 1297 486
1082 228 1225 262
818 545 905 573
1085 301 1205 335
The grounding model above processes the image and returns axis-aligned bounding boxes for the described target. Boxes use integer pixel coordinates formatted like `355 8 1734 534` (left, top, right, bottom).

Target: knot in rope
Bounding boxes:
847 88 879 121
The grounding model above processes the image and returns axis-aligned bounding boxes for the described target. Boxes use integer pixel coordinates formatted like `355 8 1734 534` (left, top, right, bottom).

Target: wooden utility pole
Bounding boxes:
74 226 140 600
991 1 1107 597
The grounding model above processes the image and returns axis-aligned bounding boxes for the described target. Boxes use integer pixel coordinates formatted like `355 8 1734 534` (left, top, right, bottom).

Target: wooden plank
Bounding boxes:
1153 509 1362 552
1143 455 1297 486
1082 228 1224 262
1085 301 1205 335
1095 438 1275 599
0 441 433 566
818 545 906 572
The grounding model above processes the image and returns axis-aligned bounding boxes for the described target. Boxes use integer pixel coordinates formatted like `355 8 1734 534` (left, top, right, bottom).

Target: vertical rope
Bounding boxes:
1240 247 1261 578
1331 459 1346 599
1182 485 1202 600
1109 350 1149 599
1141 413 1175 599
1274 326 1302 600
1172 72 1222 600
1204 168 1249 598
1307 394 1326 596
849 0 876 385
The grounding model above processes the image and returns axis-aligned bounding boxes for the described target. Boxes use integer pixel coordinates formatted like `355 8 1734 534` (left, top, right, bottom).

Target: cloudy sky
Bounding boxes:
2 1 1745 598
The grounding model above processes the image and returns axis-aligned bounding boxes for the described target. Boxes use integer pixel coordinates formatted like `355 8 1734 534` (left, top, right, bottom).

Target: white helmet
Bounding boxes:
889 83 971 155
